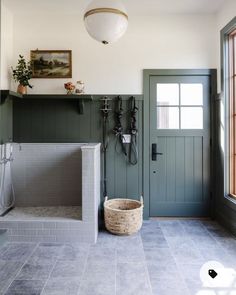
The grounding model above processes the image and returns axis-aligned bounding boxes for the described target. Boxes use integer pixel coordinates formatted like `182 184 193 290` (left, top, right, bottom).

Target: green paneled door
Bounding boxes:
150 75 211 216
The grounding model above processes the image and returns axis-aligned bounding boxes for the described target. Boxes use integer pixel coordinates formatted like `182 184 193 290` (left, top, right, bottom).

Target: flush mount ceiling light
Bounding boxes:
84 0 128 45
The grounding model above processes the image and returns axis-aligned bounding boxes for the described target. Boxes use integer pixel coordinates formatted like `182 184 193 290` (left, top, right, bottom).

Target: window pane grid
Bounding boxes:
156 83 203 130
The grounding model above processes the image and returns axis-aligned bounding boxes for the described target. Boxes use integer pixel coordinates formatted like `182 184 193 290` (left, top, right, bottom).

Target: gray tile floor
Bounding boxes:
0 219 235 295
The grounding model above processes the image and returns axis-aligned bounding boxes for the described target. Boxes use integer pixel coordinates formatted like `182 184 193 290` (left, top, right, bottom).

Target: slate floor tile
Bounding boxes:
16 262 54 280
166 236 196 248
141 222 161 230
178 263 202 281
82 261 116 283
147 261 179 280
96 231 117 248
167 236 204 264
116 234 142 248
0 243 11 254
151 277 190 295
206 227 233 238
28 244 63 264
216 237 236 256
141 226 163 237
190 234 220 249
117 235 145 263
144 247 176 265
0 260 24 293
79 280 115 295
184 279 203 295
183 226 209 237
171 246 204 265
41 277 80 295
179 220 204 228
116 263 152 295
50 259 85 278
178 264 203 295
58 243 90 261
4 279 44 295
0 243 36 262
161 225 187 237
87 245 116 264
117 248 145 263
0 219 234 295
142 235 169 249
158 220 182 227
200 220 223 229
198 246 232 265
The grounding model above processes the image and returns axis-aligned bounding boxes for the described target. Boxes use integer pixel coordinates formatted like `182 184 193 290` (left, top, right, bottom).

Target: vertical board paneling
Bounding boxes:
127 100 141 199
175 137 185 202
150 136 167 216
0 98 13 143
12 96 143 202
31 101 43 142
115 147 127 197
185 137 194 202
157 137 166 201
166 137 176 202
138 101 143 198
106 136 116 197
194 136 203 202
42 102 56 142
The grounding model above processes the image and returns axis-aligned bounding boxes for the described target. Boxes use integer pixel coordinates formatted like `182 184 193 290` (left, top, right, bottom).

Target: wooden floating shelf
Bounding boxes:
9 91 93 100
8 91 93 114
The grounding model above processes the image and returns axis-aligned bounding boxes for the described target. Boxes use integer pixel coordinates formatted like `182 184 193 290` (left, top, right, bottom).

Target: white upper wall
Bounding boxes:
4 0 234 94
216 0 236 92
0 0 13 89
11 13 217 94
217 0 236 29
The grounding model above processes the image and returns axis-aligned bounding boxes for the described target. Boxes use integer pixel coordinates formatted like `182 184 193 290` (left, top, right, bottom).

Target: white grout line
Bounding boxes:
39 243 65 295
1 242 39 294
164 223 203 295
140 232 154 295
76 243 91 295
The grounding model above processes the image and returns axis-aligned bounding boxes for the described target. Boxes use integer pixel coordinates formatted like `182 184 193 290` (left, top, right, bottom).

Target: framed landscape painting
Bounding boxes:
30 50 72 78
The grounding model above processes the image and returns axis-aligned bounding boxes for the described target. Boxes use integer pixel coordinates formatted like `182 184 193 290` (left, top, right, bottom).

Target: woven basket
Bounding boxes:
104 197 143 235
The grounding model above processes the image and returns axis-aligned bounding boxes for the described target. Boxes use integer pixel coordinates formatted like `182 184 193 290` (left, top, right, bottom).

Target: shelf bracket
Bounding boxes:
78 100 85 114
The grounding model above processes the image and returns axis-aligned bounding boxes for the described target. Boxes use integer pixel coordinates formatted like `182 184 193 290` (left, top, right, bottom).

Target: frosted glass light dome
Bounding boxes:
84 0 128 45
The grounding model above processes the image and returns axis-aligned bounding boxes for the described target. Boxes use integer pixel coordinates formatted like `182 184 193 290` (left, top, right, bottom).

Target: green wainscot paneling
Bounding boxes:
0 91 13 144
12 95 143 202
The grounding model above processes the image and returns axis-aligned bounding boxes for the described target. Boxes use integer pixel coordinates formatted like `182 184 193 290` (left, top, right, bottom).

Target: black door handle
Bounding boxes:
152 143 163 161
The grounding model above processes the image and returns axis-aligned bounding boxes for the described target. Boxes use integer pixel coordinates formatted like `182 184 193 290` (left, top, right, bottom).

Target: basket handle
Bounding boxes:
104 196 108 203
140 195 144 206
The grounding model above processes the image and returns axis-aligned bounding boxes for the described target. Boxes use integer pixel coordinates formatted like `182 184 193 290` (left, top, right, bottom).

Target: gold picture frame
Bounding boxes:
30 50 72 78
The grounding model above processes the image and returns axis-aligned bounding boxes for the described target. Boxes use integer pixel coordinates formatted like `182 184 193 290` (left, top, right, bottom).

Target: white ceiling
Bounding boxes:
4 0 227 15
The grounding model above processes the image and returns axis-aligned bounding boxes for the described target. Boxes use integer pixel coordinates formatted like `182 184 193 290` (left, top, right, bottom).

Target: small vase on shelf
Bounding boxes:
75 81 85 95
12 55 33 95
64 82 75 95
17 84 27 95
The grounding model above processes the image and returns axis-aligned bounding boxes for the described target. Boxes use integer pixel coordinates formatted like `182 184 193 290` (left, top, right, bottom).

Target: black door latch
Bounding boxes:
152 143 163 161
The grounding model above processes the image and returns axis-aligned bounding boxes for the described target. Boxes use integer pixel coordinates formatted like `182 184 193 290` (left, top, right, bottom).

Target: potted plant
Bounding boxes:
12 55 33 94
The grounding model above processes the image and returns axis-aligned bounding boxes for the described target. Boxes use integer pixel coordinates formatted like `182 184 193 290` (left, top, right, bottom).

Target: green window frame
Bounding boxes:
221 17 236 199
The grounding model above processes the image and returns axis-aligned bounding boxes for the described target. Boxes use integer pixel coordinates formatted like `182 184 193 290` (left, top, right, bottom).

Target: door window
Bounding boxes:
156 83 203 129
